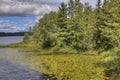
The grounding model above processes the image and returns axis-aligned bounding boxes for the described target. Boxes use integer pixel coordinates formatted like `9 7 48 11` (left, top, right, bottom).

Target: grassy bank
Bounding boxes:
19 50 106 80
0 42 26 48
0 40 36 48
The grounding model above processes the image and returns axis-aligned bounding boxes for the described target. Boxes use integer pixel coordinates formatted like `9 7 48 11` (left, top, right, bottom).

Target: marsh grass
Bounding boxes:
19 50 107 80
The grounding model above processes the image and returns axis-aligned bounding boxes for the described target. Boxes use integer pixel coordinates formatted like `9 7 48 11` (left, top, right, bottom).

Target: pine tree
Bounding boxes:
83 3 95 50
94 0 103 50
68 0 75 19
57 2 68 47
95 0 120 50
70 1 90 52
74 0 83 15
33 12 58 48
101 0 120 49
33 0 120 52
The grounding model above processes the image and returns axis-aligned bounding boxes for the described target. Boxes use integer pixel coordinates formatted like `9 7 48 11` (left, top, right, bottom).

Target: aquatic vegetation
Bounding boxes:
22 51 107 80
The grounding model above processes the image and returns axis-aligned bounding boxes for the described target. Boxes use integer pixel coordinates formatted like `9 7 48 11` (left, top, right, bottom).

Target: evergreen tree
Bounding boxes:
95 0 120 50
74 0 83 14
101 0 120 49
57 2 68 47
34 12 58 48
33 0 120 52
68 0 75 19
94 0 103 50
83 3 95 50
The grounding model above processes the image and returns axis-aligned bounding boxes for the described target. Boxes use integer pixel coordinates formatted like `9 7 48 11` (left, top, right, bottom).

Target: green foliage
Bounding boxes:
20 51 106 80
102 49 120 80
4 1 120 78
33 12 58 48
94 0 120 50
57 2 68 47
31 0 120 78
33 0 120 52
23 33 30 43
38 54 106 80
68 0 74 19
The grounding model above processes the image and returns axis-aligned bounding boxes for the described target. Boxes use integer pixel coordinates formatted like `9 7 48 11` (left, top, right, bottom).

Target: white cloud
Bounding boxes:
0 0 59 16
0 0 98 32
0 17 34 32
0 20 19 32
0 0 98 17
35 16 43 23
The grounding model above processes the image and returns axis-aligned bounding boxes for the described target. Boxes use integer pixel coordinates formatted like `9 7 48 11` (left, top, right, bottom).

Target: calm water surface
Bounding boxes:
0 37 44 80
0 36 23 46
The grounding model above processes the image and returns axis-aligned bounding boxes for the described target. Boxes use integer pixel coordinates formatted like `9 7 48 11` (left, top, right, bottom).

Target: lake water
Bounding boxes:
0 48 44 80
0 36 23 46
0 37 45 80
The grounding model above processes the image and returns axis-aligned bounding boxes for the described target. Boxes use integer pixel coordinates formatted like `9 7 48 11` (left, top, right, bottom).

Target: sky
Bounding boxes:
0 0 99 32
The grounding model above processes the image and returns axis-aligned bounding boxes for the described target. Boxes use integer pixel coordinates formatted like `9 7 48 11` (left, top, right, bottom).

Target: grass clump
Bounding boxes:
22 51 107 80
101 49 120 80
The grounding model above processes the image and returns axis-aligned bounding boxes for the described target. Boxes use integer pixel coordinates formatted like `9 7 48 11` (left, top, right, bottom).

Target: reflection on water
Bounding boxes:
0 48 43 80
0 36 23 46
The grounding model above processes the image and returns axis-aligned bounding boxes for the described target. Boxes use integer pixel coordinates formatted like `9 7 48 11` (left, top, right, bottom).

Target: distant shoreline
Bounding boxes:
0 32 27 37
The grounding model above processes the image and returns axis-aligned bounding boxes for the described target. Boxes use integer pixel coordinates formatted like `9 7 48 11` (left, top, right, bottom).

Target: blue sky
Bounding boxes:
0 0 100 32
0 16 36 32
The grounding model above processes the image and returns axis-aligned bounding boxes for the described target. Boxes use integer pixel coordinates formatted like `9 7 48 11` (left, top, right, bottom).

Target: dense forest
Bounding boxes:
33 0 120 53
22 0 120 79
